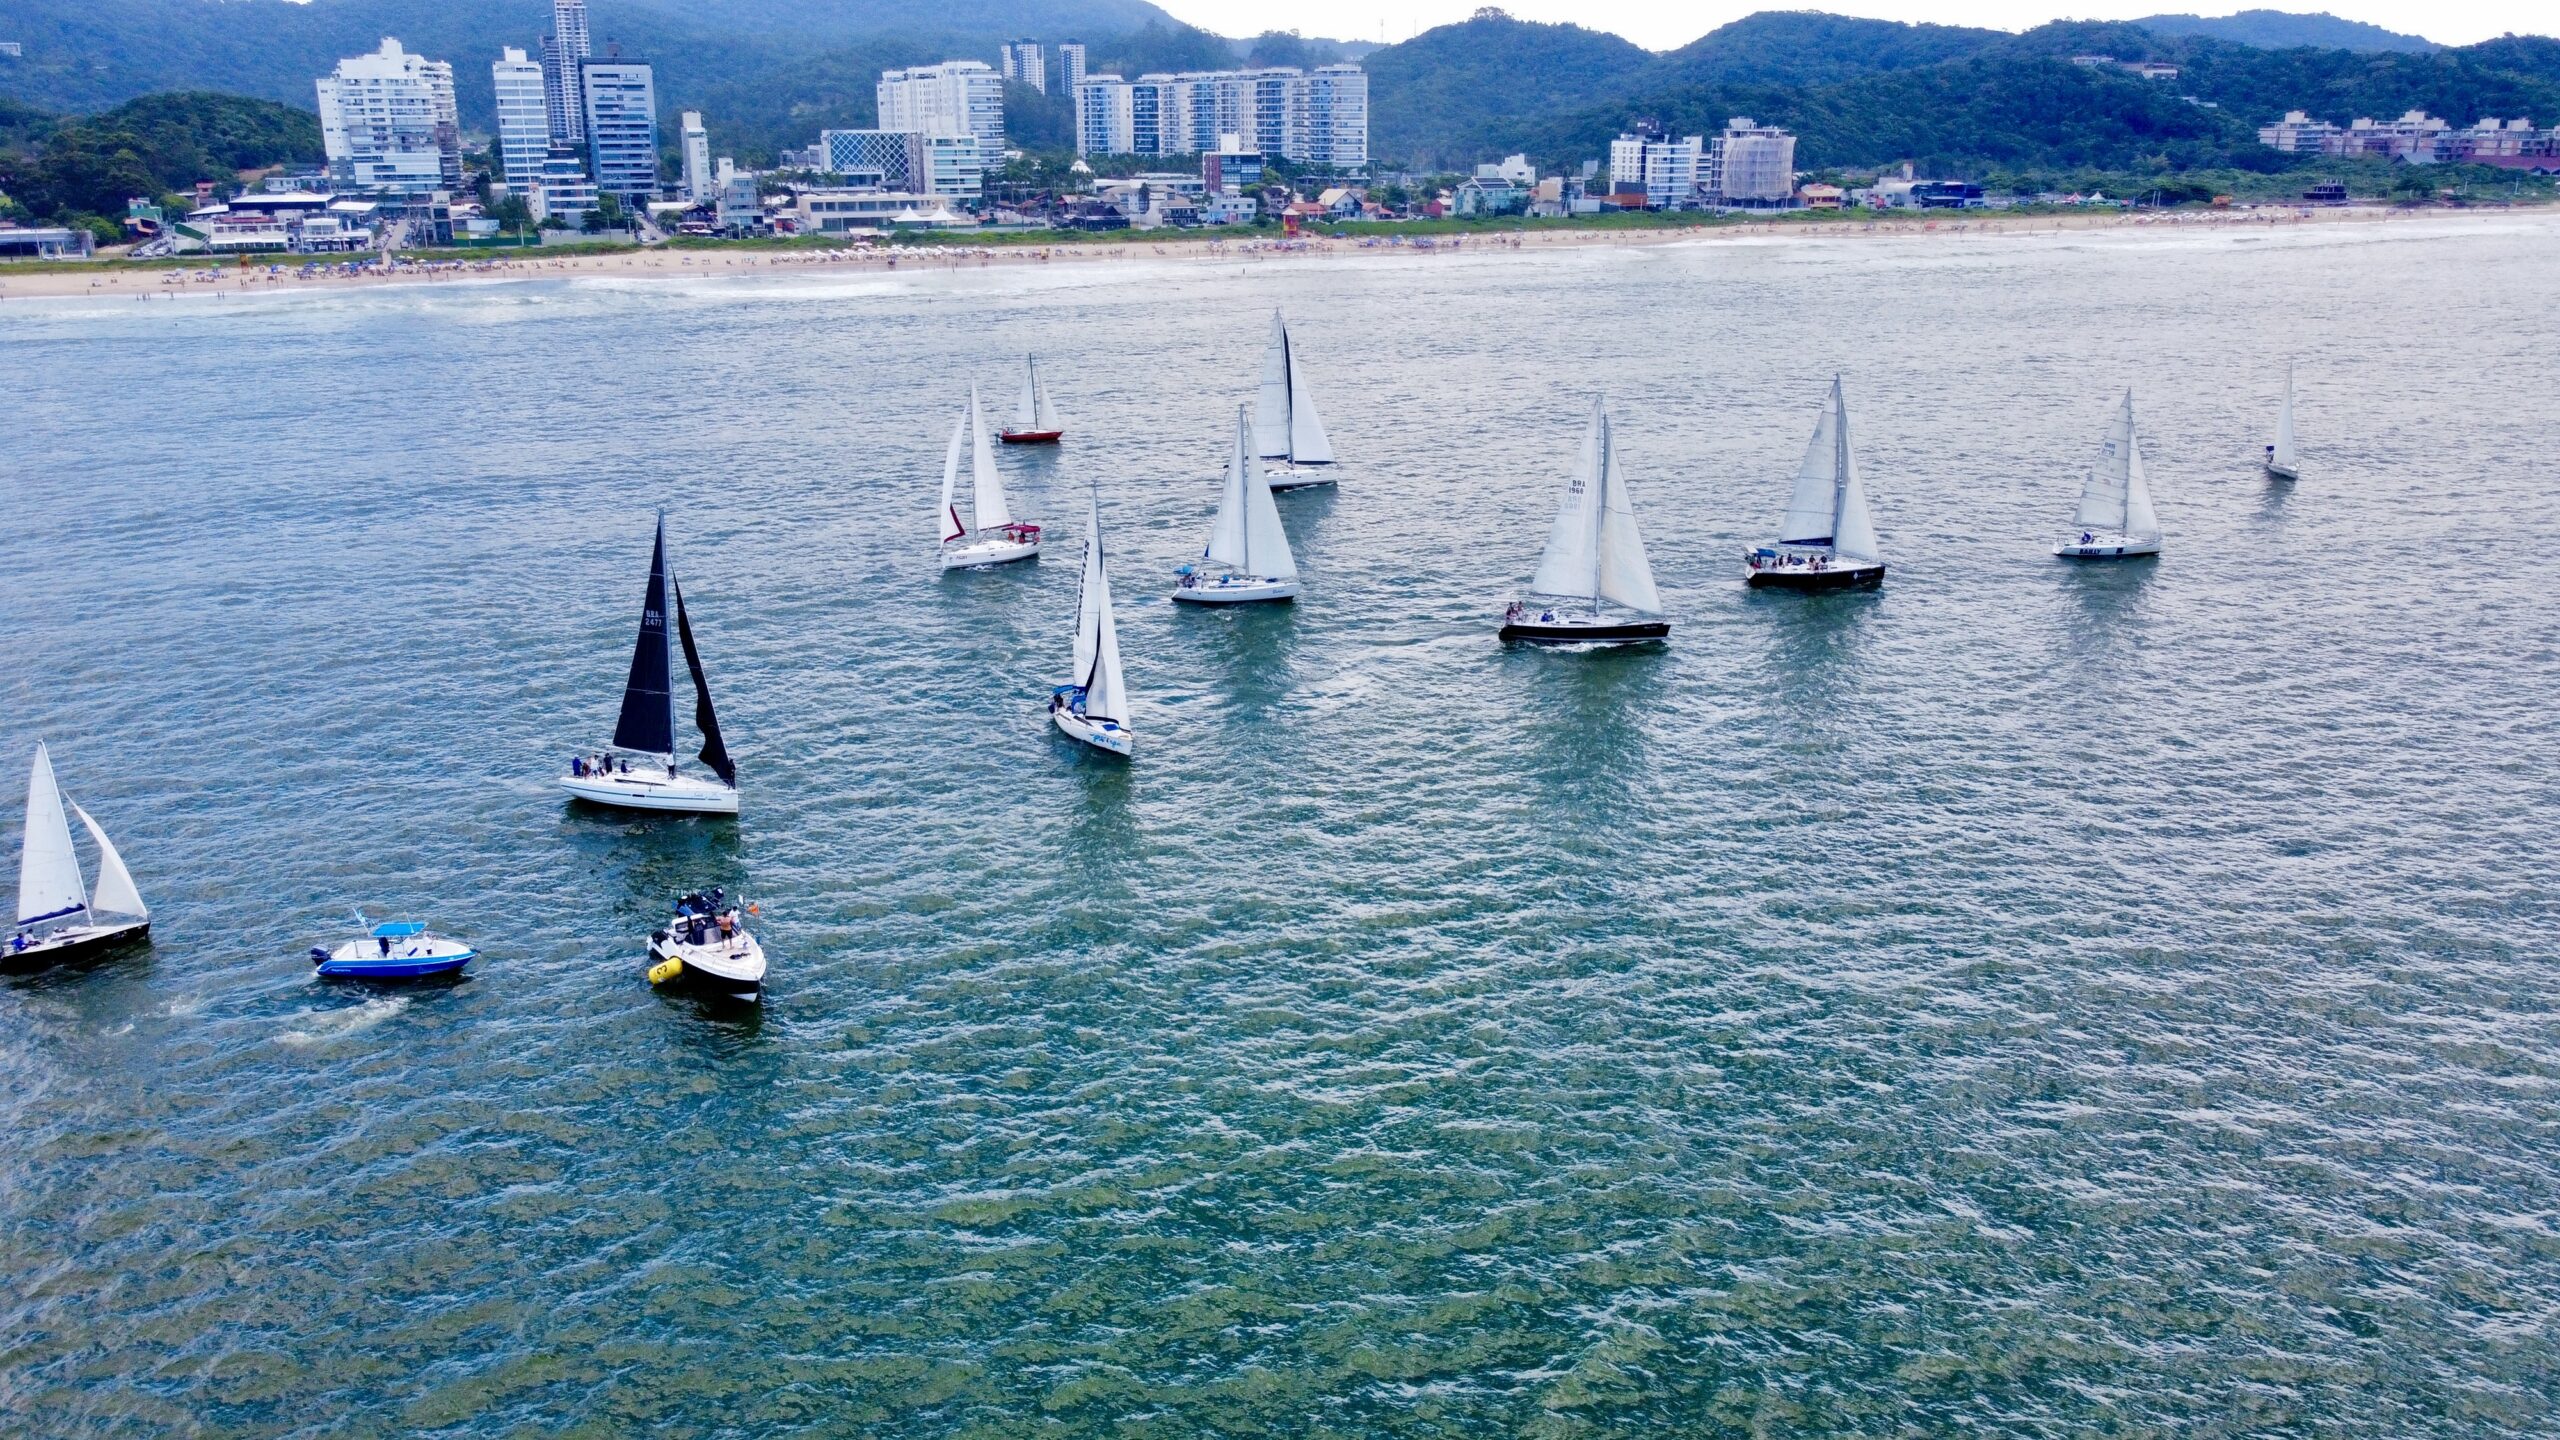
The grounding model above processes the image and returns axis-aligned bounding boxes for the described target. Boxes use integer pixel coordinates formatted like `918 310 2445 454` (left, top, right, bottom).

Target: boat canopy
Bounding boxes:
373 921 426 938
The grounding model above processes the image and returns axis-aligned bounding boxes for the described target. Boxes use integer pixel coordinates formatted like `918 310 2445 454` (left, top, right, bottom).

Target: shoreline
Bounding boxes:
0 203 2533 303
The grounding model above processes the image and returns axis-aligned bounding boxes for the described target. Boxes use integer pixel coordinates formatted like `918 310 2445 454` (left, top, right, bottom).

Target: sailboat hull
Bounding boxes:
2054 534 2161 560
941 535 1042 569
1172 573 1297 605
1050 695 1134 757
1264 464 1335 492
1746 557 1885 590
1000 429 1064 445
2264 461 2298 482
5 918 149 969
1499 610 1669 645
561 769 740 815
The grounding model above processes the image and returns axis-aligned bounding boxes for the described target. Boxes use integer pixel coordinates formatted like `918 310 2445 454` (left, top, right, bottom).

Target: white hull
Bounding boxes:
941 536 1042 569
2055 532 2162 559
649 928 766 998
1264 464 1336 492
1050 697 1133 757
1172 573 1297 605
2264 461 2298 482
561 768 740 814
6 917 149 965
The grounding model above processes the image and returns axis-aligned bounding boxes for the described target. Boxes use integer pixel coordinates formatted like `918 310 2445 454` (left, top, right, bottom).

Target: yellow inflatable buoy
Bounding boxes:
647 956 685 986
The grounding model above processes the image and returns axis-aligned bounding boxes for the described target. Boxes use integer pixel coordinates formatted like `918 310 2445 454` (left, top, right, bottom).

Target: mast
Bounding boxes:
1830 374 1849 545
1589 410 1609 613
1235 406 1255 572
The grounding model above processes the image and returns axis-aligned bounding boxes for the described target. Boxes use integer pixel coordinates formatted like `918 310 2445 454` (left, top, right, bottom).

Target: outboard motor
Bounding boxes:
309 947 331 965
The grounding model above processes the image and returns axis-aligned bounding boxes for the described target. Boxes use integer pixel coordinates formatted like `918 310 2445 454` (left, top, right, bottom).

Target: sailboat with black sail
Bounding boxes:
941 382 1043 567
1747 375 1886 590
1000 355 1066 444
1052 490 1134 756
560 513 741 814
1501 398 1668 644
2055 389 2164 560
1174 404 1299 604
1255 309 1337 491
7 741 150 967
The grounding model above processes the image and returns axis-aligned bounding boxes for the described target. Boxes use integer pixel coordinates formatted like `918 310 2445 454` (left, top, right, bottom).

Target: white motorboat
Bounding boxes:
1174 405 1300 605
1000 354 1066 444
1747 375 1887 590
560 513 742 814
5 741 150 967
1051 490 1134 757
646 887 765 1002
2056 389 2165 560
1501 397 1669 645
1254 309 1338 491
941 383 1042 568
2265 361 2300 482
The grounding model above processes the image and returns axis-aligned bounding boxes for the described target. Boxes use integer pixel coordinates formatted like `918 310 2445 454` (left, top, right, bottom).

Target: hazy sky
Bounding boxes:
1157 1 2549 51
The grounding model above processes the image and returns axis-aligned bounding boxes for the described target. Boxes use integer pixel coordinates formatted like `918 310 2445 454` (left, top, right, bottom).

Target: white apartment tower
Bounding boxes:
1073 65 1366 172
579 58 660 201
492 48 551 191
542 0 592 145
315 38 462 193
1608 131 1703 208
681 111 713 202
1058 43 1088 90
877 60 1004 162
1001 41 1048 94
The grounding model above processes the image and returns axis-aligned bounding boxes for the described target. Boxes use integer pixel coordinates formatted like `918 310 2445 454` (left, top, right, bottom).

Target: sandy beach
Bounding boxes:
0 203 2519 302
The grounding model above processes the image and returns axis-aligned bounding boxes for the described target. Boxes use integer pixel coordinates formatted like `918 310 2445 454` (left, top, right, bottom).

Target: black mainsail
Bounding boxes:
673 579 735 786
611 516 677 758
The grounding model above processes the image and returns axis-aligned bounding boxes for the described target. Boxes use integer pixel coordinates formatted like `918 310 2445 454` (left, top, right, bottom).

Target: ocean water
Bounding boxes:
3 216 2557 1437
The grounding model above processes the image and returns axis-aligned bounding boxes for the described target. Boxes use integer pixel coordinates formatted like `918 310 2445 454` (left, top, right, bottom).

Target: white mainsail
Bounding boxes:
1831 380 1880 562
1074 492 1129 726
938 411 968 542
2076 390 2157 538
2273 363 2297 470
71 803 145 921
968 383 1013 530
1528 399 1659 614
17 742 87 929
1204 405 1297 580
1593 412 1662 613
1779 383 1842 546
1023 356 1063 431
1252 310 1335 465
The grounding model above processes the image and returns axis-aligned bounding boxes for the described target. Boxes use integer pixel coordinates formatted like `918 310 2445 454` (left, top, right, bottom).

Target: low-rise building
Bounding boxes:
1797 182 1843 209
793 189 954 233
527 145 599 223
1203 137 1264 194
182 192 379 252
2258 110 2343 153
1454 175 1527 216
0 225 95 260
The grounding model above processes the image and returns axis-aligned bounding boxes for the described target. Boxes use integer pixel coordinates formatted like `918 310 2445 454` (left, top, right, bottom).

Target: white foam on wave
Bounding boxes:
276 996 408 1047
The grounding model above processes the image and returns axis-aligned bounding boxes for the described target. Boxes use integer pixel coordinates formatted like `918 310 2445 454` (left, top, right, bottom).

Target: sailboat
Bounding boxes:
1746 375 1886 591
999 354 1066 444
1254 309 1337 491
940 382 1043 568
2265 361 2299 481
2055 389 2164 560
1050 490 1134 756
1500 398 1669 644
7 741 149 966
559 513 742 814
1174 404 1300 604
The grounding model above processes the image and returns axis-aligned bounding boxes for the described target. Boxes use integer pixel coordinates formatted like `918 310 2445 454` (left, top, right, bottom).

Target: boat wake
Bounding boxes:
276 996 408 1047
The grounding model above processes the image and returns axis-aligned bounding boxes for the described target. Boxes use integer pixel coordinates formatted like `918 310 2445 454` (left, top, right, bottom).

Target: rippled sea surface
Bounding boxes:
5 216 2558 1437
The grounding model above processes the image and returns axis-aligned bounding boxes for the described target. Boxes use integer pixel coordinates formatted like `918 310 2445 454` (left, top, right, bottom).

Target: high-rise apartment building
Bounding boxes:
1057 43 1087 91
1000 41 1047 94
541 0 593 146
877 60 1004 162
1608 131 1703 208
1073 65 1366 172
492 48 551 191
579 58 659 201
681 111 712 202
315 38 462 194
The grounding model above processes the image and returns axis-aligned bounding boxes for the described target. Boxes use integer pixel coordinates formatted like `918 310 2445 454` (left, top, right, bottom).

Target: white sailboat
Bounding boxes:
1253 309 1338 491
940 382 1043 568
2056 389 2164 560
1050 490 1134 757
560 513 743 814
2265 361 2299 481
1174 404 1300 604
1501 398 1669 644
1000 355 1066 444
1746 375 1887 590
7 741 150 966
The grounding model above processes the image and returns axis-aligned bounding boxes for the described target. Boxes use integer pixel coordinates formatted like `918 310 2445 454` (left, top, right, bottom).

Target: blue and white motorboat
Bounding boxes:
312 921 476 980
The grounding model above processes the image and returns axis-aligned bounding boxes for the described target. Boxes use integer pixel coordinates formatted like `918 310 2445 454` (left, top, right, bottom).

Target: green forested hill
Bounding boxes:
0 90 320 230
2132 10 2436 53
